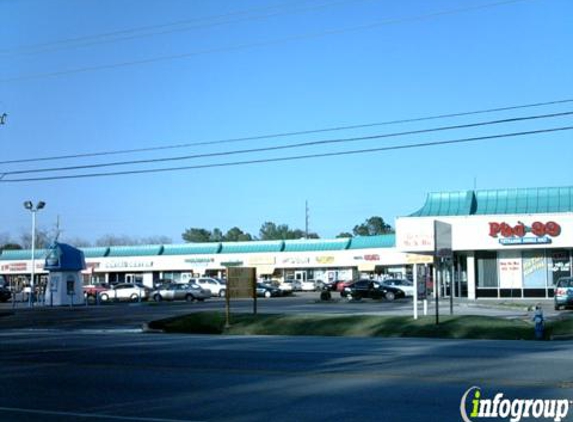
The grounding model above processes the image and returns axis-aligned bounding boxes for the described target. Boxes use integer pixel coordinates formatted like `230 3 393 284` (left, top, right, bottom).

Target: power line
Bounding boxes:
1 0 364 57
1 126 570 183
2 0 530 83
3 110 571 177
1 97 570 166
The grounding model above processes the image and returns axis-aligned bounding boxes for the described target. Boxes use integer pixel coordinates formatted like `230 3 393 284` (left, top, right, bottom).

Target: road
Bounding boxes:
0 293 570 422
0 331 572 422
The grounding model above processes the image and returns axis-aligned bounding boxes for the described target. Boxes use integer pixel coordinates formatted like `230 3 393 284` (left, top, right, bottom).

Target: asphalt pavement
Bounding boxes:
0 331 572 422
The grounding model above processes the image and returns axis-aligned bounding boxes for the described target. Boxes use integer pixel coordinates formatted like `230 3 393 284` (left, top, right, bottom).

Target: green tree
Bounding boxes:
259 222 318 240
224 227 253 242
352 216 394 236
336 232 353 238
210 228 224 242
182 228 212 243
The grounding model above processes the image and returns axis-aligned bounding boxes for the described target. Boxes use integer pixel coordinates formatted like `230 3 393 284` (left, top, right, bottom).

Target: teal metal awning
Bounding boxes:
283 238 350 252
81 247 110 258
161 243 221 255
0 249 48 260
348 235 395 249
408 186 573 217
107 245 163 257
220 240 284 254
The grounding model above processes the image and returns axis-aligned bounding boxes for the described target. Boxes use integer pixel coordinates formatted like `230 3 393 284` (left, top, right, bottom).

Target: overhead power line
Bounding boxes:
2 0 530 83
1 97 570 166
3 110 571 177
1 0 365 57
1 126 571 183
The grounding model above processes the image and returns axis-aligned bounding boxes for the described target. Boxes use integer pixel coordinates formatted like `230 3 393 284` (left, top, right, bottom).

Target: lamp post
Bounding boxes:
23 200 45 307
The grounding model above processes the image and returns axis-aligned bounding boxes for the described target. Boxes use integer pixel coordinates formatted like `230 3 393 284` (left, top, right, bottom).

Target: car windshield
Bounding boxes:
557 278 573 288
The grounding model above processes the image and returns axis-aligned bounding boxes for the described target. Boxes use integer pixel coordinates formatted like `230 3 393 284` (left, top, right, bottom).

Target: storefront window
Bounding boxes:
476 251 498 288
522 250 547 288
549 249 571 286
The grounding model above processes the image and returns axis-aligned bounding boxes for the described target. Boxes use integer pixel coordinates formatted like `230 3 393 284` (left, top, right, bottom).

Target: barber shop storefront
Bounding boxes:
397 187 573 300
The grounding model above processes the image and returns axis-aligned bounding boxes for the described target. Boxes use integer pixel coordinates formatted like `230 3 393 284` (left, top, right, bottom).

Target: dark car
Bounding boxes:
0 286 11 302
554 277 573 310
341 279 406 301
256 283 282 298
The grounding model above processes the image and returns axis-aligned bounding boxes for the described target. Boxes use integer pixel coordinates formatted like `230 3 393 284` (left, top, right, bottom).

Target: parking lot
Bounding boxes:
0 291 560 332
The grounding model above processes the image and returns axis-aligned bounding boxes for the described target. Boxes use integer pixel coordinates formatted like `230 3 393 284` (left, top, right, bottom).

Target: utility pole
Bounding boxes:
305 200 309 239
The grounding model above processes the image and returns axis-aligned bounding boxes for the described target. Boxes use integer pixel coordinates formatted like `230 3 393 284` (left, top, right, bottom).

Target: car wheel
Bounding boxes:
385 291 396 301
185 294 195 302
130 293 139 302
100 293 109 302
555 303 561 311
264 290 272 298
86 295 96 305
153 294 162 302
219 289 226 298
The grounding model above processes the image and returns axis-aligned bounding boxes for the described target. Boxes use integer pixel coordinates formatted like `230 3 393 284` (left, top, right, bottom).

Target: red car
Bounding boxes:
83 284 110 303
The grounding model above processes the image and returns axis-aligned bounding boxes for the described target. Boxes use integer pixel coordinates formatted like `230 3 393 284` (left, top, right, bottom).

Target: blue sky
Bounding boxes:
1 0 572 245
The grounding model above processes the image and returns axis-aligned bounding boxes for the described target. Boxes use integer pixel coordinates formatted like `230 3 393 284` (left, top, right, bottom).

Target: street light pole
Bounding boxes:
24 201 45 307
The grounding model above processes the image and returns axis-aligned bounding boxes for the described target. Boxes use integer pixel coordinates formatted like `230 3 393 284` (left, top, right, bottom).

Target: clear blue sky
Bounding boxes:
1 0 572 245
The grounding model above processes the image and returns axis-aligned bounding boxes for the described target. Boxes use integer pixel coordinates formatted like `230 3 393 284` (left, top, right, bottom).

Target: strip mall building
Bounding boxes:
1 186 572 300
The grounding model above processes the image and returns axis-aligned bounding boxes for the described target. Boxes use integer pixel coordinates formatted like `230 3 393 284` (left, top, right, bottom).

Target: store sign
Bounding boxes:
315 256 335 264
282 257 310 265
185 257 215 266
488 221 561 245
353 254 380 261
103 260 154 269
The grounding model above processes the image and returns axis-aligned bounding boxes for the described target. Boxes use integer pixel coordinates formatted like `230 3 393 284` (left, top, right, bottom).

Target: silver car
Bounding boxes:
99 283 149 302
150 283 210 302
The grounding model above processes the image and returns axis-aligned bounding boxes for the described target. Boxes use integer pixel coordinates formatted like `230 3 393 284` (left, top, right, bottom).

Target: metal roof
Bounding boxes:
0 249 48 260
161 243 221 255
348 235 395 249
81 247 110 258
409 186 573 217
220 240 284 254
107 245 164 257
283 238 351 252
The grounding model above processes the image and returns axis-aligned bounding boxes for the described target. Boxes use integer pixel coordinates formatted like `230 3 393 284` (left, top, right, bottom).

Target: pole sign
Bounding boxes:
227 267 256 299
434 220 453 258
225 267 257 328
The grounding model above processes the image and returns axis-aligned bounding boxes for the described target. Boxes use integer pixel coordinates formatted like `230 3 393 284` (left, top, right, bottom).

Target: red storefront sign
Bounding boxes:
489 221 561 238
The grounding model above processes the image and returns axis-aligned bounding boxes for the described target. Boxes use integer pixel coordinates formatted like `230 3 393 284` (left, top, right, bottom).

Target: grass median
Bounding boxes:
147 311 573 340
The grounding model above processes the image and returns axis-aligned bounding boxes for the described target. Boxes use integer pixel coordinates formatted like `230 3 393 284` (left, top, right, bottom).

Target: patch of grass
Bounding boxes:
148 312 555 340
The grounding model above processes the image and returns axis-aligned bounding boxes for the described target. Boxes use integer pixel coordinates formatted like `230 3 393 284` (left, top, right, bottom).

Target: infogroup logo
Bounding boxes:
460 386 570 422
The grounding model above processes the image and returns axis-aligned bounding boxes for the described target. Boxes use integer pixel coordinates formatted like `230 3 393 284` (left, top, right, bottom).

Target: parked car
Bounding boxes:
341 279 406 301
380 278 415 296
189 277 226 298
150 283 210 302
0 286 11 302
554 277 573 310
300 280 317 292
279 279 302 292
83 284 110 303
256 283 282 298
99 283 150 302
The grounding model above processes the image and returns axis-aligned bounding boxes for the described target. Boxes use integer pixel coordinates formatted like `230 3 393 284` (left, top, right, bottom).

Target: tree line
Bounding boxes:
0 216 393 250
182 216 393 242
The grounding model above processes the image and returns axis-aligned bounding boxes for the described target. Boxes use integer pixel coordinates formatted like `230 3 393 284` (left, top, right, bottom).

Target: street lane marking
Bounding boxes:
0 406 206 422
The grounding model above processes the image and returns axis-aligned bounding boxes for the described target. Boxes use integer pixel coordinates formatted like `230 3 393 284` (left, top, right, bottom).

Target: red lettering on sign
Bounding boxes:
488 221 561 238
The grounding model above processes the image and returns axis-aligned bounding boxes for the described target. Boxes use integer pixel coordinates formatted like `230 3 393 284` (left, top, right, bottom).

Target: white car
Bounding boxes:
380 278 415 296
99 283 149 302
189 277 226 298
300 280 316 292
